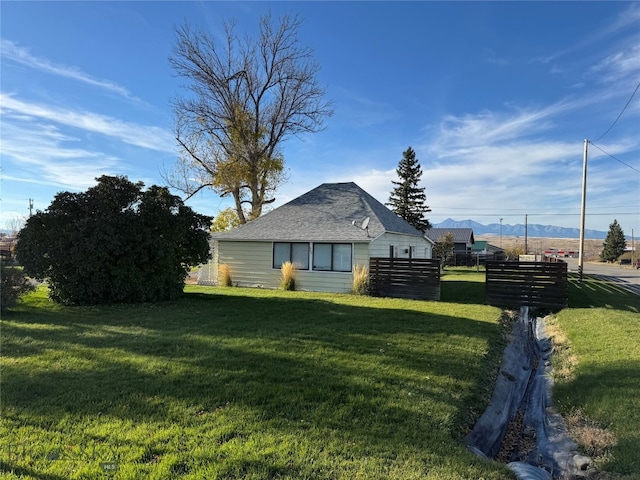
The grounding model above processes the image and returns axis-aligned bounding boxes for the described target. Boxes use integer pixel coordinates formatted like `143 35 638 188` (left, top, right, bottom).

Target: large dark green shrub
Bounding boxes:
15 176 212 305
0 265 35 313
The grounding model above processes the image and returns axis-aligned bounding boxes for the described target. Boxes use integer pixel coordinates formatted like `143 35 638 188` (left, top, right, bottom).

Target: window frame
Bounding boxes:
312 243 353 272
272 242 310 270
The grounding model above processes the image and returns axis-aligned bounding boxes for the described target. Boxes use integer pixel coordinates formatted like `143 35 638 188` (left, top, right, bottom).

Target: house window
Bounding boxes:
273 242 309 270
313 243 352 272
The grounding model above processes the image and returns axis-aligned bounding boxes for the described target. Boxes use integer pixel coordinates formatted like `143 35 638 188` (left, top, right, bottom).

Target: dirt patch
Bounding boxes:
564 409 617 462
544 316 578 383
495 408 537 464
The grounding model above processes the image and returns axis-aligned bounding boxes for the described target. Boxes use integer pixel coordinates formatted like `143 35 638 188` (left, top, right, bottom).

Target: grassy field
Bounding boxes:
549 274 640 478
0 270 515 479
477 235 604 260
3 268 638 479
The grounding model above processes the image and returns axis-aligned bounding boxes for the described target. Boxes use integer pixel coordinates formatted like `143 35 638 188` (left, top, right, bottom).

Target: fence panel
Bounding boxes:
369 257 441 300
485 261 568 309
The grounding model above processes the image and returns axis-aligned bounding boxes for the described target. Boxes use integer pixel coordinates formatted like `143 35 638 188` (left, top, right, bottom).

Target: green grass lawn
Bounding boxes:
552 274 640 478
1 272 514 479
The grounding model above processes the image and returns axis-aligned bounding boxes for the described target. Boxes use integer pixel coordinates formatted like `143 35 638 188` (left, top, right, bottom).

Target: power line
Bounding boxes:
432 203 637 212
432 205 637 211
589 140 640 173
433 213 637 217
592 80 640 142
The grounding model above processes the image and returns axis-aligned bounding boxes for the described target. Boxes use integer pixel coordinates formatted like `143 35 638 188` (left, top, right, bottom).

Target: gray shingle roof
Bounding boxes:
211 182 425 242
424 228 475 244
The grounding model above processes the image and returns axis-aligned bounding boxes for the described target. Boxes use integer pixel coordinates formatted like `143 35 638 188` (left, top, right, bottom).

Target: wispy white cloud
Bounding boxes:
590 43 640 84
483 48 510 67
428 102 568 153
535 3 640 65
0 93 177 211
0 94 174 152
600 3 640 39
280 92 638 231
1 39 137 100
332 86 402 128
1 120 122 190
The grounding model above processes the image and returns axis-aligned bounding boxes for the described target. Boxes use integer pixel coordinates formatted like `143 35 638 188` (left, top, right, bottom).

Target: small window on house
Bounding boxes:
273 243 290 268
332 244 352 271
291 243 309 269
313 243 332 270
273 242 309 270
313 243 352 272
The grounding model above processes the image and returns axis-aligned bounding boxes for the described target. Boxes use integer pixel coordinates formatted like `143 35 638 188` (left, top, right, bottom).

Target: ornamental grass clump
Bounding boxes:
280 261 296 291
219 263 233 287
351 264 370 295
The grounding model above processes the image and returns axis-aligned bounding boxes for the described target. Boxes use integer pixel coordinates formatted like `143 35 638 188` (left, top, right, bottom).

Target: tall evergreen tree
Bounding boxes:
387 147 431 232
600 219 626 262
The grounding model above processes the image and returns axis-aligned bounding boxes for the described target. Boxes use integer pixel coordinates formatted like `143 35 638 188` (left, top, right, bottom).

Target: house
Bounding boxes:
198 182 434 292
471 240 505 263
424 227 475 266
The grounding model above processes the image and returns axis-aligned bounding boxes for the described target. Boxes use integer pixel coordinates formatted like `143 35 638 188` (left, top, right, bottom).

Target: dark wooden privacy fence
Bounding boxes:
369 257 441 300
485 261 568 309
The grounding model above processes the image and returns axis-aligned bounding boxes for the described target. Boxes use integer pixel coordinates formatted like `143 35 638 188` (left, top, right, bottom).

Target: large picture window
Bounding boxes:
313 243 352 272
273 242 309 270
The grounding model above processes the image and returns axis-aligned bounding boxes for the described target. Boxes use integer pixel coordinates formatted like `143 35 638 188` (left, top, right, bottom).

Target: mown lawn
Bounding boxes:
552 274 640 478
0 272 513 479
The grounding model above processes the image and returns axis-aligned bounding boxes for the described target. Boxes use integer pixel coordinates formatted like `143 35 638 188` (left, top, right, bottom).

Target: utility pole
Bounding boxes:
28 198 33 217
632 228 635 268
524 214 528 254
578 139 588 282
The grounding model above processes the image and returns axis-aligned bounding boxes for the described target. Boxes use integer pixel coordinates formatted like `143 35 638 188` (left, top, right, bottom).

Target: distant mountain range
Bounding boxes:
433 218 608 239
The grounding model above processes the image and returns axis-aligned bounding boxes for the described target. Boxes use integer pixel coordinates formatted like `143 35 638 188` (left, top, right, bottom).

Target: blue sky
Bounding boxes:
1 1 639 235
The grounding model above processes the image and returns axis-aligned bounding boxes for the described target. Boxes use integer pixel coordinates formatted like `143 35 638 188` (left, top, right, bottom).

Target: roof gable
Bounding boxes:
212 182 425 242
424 228 475 244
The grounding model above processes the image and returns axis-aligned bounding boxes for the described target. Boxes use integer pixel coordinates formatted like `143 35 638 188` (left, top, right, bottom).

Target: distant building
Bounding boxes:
471 240 505 263
424 228 475 266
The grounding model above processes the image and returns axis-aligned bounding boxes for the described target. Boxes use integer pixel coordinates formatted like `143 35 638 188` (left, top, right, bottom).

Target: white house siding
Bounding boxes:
199 241 372 293
293 242 370 293
215 241 280 288
369 232 432 259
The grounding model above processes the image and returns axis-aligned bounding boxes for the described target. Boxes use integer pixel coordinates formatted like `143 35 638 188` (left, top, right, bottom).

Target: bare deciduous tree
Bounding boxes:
4 216 25 237
166 13 332 223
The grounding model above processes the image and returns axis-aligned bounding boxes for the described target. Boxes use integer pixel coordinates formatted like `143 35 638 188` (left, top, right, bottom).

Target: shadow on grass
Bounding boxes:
568 274 640 312
440 269 487 305
440 279 486 304
0 463 69 480
1 288 506 478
